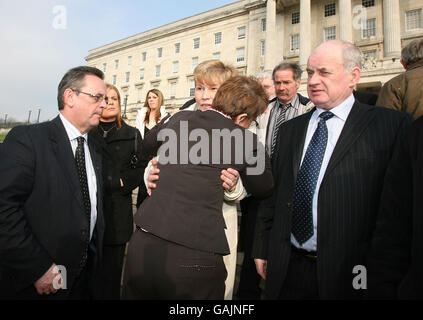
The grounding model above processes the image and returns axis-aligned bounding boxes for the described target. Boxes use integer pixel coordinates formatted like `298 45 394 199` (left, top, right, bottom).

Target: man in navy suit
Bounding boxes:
0 66 106 299
253 40 412 299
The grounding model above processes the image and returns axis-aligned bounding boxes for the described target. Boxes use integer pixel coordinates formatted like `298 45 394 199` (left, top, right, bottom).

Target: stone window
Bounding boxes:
291 34 300 51
324 3 336 17
238 26 246 39
192 57 199 71
362 18 376 38
362 0 375 8
292 12 300 24
324 26 336 40
170 82 176 99
189 80 195 97
261 18 266 32
236 47 245 63
406 9 422 31
172 61 179 74
215 32 222 44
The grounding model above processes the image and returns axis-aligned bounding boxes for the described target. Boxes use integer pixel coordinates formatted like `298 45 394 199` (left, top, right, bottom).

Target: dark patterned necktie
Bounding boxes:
292 111 334 245
75 137 91 233
270 103 290 157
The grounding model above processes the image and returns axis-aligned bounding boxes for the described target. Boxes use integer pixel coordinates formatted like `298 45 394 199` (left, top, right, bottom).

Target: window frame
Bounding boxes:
324 3 336 17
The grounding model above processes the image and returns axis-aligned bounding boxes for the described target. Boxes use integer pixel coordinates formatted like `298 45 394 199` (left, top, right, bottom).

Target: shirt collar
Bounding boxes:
277 94 299 110
314 94 355 122
59 113 88 142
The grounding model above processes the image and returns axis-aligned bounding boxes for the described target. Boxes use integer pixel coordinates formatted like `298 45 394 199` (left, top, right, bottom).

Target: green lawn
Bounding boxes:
0 133 6 143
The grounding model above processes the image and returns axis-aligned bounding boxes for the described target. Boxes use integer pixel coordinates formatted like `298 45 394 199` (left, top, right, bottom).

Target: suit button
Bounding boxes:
286 202 292 208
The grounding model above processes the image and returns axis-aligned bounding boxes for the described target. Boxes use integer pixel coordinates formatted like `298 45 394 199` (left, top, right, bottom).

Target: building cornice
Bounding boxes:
86 0 266 62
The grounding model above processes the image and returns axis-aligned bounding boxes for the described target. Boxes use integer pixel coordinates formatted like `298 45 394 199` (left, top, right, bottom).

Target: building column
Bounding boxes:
339 0 352 42
299 0 311 67
264 0 277 72
383 0 401 58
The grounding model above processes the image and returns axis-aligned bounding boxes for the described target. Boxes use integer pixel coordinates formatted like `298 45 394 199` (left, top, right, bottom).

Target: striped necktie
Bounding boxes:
270 103 290 157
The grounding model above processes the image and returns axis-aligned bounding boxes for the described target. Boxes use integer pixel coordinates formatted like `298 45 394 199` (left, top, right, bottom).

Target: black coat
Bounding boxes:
367 116 423 299
0 116 105 298
90 121 146 245
253 102 412 299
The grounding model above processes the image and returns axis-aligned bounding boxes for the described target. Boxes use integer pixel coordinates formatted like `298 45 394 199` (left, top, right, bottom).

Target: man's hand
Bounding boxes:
147 158 160 196
34 263 60 295
221 168 239 192
254 258 267 280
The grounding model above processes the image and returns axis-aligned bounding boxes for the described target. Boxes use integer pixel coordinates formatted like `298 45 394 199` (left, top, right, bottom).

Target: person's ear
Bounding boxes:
63 88 75 108
400 59 408 70
233 113 248 125
349 67 361 88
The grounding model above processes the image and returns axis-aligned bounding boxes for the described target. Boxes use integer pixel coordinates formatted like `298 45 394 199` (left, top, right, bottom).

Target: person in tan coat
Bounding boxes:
376 38 423 119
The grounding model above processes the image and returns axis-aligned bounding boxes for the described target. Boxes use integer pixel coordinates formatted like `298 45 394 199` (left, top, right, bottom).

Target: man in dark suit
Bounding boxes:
252 40 412 299
366 116 423 299
0 66 106 299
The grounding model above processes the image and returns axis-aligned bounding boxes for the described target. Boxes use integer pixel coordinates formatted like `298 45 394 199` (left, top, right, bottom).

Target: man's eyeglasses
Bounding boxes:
72 89 108 103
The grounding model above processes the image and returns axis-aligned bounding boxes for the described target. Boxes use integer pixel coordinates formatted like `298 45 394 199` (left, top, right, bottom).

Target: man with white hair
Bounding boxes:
252 40 412 299
257 71 276 101
376 38 423 119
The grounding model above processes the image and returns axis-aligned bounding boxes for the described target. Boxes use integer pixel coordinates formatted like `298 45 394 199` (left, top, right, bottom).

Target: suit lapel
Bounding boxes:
292 110 314 181
49 116 84 209
323 102 376 178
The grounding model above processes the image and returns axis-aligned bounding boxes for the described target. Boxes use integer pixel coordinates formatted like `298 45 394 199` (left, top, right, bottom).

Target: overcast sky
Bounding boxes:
0 0 236 123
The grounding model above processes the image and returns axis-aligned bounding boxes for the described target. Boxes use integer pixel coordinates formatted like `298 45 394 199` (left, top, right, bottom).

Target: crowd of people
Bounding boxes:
0 38 423 300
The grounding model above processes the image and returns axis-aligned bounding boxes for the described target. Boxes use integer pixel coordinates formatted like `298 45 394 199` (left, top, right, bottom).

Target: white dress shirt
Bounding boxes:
60 114 97 240
291 94 355 252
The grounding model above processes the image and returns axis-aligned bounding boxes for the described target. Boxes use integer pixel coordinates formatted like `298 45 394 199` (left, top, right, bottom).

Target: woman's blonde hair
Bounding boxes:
194 60 237 86
105 83 122 129
143 89 164 125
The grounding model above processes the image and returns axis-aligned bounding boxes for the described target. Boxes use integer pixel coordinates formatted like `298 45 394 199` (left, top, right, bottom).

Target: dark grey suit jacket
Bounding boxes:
367 116 423 299
253 101 412 299
0 116 104 298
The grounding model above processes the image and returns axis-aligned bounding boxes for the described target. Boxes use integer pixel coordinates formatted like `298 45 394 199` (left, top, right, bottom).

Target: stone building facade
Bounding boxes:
85 0 423 123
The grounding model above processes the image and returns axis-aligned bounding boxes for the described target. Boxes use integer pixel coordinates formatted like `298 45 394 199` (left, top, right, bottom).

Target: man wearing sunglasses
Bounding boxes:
0 66 106 299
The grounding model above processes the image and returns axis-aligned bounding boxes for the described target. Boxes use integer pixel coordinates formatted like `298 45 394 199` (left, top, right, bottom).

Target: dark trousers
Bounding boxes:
278 248 319 300
96 244 126 300
236 197 262 300
122 229 227 300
